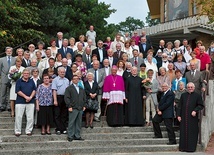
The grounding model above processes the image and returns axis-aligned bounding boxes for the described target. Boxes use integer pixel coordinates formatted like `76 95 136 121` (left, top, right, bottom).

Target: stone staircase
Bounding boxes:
0 111 182 155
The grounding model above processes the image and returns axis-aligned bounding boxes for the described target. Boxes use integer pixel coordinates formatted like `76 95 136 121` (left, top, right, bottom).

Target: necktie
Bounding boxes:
191 70 195 77
87 55 90 63
94 70 97 83
134 57 137 66
8 56 11 66
117 51 120 58
64 47 67 54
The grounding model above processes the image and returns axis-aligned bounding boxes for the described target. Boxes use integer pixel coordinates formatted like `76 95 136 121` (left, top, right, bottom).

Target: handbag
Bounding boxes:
86 98 99 111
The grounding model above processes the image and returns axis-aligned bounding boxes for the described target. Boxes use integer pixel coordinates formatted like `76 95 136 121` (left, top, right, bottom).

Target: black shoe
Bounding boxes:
67 137 73 142
56 131 61 135
7 109 11 112
85 125 89 128
0 108 6 112
167 142 177 145
74 137 84 141
90 124 94 129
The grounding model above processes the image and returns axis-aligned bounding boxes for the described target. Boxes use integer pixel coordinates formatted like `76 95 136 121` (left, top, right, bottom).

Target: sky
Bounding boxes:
98 0 149 24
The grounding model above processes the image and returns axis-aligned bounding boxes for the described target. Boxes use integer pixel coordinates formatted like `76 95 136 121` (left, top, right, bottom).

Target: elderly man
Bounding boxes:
110 34 124 52
58 39 74 59
21 51 31 68
58 58 73 81
82 46 92 69
102 59 111 77
64 75 86 142
152 83 176 145
92 40 108 64
185 62 206 95
88 60 105 121
107 49 118 67
86 25 96 46
0 47 16 112
74 42 85 56
139 37 152 58
113 43 125 60
102 65 125 126
52 67 70 135
130 49 144 72
15 69 36 136
177 82 204 152
56 32 63 48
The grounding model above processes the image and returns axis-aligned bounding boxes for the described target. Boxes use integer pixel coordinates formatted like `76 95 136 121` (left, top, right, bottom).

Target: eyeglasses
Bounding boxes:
187 86 194 88
33 71 38 72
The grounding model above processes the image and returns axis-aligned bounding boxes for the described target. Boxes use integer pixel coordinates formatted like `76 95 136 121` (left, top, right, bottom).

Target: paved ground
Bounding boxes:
205 132 214 154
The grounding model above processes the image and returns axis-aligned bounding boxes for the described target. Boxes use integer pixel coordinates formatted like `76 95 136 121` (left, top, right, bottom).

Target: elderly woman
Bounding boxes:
68 37 78 51
35 41 46 58
8 58 25 117
157 67 171 101
122 62 132 83
84 72 99 128
163 42 175 62
48 39 59 58
16 48 24 60
36 74 54 135
173 54 187 75
116 60 125 76
173 40 183 62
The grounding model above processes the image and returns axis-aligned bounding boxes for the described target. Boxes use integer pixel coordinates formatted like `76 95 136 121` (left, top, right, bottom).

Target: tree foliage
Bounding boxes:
145 12 160 27
0 0 43 53
117 16 144 35
0 0 116 54
193 0 214 22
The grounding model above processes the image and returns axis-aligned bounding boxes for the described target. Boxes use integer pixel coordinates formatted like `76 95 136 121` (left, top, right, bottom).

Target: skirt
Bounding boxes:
37 106 54 126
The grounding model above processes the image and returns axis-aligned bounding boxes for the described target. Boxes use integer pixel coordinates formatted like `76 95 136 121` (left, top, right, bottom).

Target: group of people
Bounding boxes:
0 26 212 152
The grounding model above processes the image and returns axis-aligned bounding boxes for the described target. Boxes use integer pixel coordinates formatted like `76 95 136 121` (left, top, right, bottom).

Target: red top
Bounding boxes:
194 47 200 57
196 53 211 71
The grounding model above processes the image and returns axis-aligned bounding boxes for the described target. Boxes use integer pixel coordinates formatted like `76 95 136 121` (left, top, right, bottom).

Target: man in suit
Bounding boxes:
139 37 152 58
42 58 58 76
64 75 86 141
58 39 74 59
92 40 107 65
88 60 105 121
140 31 152 46
130 49 144 72
113 43 125 60
185 62 206 95
0 47 16 111
107 49 118 67
102 59 111 77
152 83 176 145
58 58 73 81
21 51 31 68
82 46 92 69
56 32 63 48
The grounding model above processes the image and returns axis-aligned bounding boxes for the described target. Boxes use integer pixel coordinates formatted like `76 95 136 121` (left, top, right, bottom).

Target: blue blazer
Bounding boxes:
58 47 74 60
171 78 186 91
158 90 175 119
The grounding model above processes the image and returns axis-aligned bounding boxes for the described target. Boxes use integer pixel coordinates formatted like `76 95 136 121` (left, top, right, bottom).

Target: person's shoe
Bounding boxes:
90 124 94 129
0 107 6 112
46 131 51 135
7 108 11 112
167 142 177 145
94 117 100 122
85 125 89 128
74 137 84 141
26 133 32 136
62 130 67 134
67 137 73 142
15 133 21 137
41 132 46 135
56 131 61 135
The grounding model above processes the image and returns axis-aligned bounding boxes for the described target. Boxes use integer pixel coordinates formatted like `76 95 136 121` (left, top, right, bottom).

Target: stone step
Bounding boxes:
1 132 180 142
0 126 178 135
0 138 180 150
0 145 178 155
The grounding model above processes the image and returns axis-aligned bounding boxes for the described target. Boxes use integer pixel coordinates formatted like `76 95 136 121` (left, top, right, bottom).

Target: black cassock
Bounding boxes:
178 92 204 152
125 75 145 126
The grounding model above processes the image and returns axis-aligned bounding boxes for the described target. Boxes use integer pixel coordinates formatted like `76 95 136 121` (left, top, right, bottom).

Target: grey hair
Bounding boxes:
159 67 166 72
86 72 94 79
5 47 13 52
58 67 65 72
161 82 169 87
187 82 195 88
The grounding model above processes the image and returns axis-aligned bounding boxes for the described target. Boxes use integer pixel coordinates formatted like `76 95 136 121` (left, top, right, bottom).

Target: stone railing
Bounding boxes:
137 15 211 35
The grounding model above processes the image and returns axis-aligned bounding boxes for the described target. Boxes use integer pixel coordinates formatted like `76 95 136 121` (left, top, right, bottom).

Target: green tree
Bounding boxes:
0 0 43 54
145 12 160 27
117 16 144 35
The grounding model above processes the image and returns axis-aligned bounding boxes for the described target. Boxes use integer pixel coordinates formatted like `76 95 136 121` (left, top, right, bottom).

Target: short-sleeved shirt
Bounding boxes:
15 78 37 104
196 53 211 71
52 76 69 95
36 84 53 106
86 30 96 44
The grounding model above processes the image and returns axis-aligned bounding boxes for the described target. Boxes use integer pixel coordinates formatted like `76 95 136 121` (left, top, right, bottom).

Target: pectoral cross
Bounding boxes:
113 83 116 87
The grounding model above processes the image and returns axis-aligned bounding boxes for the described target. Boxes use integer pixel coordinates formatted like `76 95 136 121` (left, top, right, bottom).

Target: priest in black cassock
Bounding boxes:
177 82 204 152
125 66 146 126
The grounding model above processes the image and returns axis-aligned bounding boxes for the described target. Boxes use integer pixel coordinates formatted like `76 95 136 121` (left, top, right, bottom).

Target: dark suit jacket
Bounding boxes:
139 43 152 58
84 81 99 100
158 90 175 118
42 67 58 76
58 65 73 81
113 51 125 60
21 59 30 68
82 53 92 69
92 48 107 63
56 39 63 48
58 47 74 60
64 84 86 110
